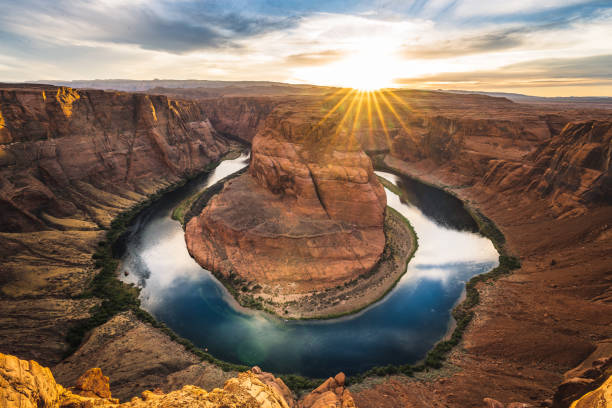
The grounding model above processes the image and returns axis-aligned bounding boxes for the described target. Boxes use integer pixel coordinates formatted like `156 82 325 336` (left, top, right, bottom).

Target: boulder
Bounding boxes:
300 373 355 408
72 367 111 399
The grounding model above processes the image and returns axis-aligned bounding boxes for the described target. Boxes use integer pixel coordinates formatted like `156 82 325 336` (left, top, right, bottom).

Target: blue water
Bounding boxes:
120 155 498 378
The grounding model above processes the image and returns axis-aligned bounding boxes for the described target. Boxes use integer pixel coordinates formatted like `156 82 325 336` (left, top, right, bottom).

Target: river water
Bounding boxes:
120 154 498 377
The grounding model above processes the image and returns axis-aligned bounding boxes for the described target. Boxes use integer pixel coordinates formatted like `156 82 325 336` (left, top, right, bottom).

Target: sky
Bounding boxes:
0 0 610 96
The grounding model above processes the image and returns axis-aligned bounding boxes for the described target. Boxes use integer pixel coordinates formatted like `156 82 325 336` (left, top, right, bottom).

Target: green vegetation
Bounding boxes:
65 153 254 374
171 192 199 224
280 375 325 393
376 174 402 197
132 308 250 373
67 182 186 354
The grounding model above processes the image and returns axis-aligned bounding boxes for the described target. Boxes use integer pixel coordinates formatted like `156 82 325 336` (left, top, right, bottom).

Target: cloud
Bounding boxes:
0 0 297 53
0 0 610 96
394 54 612 87
451 0 596 18
285 50 347 66
403 29 525 59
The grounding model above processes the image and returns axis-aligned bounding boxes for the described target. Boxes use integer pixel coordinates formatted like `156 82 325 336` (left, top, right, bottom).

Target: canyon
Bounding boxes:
0 83 611 407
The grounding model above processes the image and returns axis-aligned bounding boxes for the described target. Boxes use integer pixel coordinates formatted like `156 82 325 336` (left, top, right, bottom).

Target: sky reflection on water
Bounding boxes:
121 161 498 377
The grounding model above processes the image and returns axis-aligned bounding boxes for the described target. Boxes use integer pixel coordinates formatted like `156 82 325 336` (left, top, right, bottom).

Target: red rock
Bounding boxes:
334 372 346 387
251 366 295 407
186 102 386 293
299 373 355 408
0 84 228 232
199 97 281 143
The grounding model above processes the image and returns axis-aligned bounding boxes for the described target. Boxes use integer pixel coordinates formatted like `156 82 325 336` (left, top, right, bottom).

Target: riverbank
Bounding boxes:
171 148 245 224
64 147 254 369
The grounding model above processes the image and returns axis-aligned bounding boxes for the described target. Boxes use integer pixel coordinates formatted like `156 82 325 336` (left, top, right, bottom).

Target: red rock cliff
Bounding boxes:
0 84 229 232
186 101 386 293
0 84 229 364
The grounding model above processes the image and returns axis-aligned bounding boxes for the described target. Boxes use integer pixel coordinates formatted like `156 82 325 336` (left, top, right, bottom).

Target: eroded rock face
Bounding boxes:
530 120 612 215
553 355 612 408
186 104 386 293
0 84 229 364
198 97 282 143
568 374 612 408
0 352 62 407
0 84 228 232
0 351 355 408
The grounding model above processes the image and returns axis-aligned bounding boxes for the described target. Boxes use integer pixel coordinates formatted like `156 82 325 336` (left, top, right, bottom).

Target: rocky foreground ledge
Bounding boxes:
2 351 609 408
0 352 356 408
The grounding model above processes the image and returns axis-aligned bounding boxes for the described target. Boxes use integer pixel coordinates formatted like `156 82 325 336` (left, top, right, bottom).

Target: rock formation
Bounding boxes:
72 368 112 398
197 97 283 143
529 120 612 215
568 375 612 408
186 101 386 294
0 352 355 408
479 120 612 217
552 355 612 407
482 398 533 408
299 372 355 408
0 84 228 232
0 84 229 365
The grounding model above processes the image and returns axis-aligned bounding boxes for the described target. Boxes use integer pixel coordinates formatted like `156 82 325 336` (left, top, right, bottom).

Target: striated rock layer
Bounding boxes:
0 84 229 364
0 83 228 232
186 102 386 293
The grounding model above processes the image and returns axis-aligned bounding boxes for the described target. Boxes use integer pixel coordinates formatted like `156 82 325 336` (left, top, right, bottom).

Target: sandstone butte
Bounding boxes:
0 352 356 408
185 101 388 294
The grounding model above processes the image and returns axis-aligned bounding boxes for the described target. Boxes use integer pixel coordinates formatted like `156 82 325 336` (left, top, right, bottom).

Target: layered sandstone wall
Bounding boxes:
197 97 283 143
0 84 229 365
0 84 228 232
475 120 612 217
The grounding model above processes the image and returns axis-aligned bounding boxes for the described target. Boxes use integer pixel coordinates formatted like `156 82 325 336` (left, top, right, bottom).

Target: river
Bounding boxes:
120 154 498 377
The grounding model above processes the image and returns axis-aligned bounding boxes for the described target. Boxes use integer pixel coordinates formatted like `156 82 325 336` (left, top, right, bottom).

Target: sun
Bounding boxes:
292 45 398 91
341 53 396 91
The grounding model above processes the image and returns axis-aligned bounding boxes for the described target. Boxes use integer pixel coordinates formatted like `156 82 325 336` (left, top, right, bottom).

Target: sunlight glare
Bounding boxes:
337 51 396 91
293 42 399 91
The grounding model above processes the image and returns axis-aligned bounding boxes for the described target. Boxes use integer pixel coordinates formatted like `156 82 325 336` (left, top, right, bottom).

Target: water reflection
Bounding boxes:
393 174 478 232
120 160 498 377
